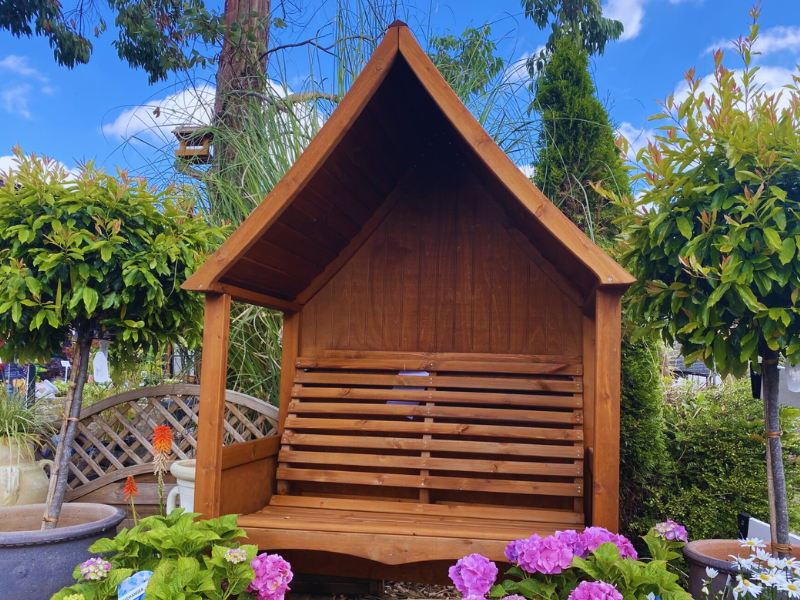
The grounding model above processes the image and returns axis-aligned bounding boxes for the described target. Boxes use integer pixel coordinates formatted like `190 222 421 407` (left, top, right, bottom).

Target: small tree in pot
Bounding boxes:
0 148 222 529
598 6 800 553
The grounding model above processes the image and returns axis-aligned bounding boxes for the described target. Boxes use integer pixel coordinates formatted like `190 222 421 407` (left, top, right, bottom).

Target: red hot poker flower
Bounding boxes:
123 475 138 502
152 425 172 455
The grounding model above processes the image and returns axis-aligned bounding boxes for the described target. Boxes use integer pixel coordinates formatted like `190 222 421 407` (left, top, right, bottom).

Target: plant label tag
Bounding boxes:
118 570 152 600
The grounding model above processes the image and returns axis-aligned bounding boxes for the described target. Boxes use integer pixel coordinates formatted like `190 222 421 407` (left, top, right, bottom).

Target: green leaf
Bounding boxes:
780 238 796 264
763 227 782 251
676 216 693 240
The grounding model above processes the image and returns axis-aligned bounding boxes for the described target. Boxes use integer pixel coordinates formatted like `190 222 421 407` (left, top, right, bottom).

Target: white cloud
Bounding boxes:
0 55 46 81
504 47 545 82
617 122 656 158
603 0 647 41
602 0 697 42
673 65 796 110
1 85 32 119
705 25 800 57
518 164 536 179
102 85 216 142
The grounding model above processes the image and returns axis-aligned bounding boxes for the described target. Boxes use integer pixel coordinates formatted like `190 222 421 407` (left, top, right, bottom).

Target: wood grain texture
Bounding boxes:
298 165 583 356
194 293 231 519
591 289 623 530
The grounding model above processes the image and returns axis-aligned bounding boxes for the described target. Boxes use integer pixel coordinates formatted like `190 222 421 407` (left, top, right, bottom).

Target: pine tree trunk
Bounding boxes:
41 329 93 530
214 0 271 168
761 347 791 556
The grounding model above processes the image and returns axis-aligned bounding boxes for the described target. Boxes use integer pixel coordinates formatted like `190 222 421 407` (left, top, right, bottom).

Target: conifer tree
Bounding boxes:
532 35 627 247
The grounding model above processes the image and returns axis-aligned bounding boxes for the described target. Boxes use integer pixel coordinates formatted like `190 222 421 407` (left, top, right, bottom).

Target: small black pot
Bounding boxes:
0 502 125 600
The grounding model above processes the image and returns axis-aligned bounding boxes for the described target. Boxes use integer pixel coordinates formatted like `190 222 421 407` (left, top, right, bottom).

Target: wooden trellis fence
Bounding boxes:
44 384 278 512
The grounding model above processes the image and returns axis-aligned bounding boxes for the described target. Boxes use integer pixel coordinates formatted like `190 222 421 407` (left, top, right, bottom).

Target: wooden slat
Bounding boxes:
277 467 583 496
301 349 583 364
222 435 281 470
296 357 582 375
279 450 583 477
282 432 584 458
287 401 582 424
269 495 584 524
291 386 582 408
283 417 583 441
294 371 582 393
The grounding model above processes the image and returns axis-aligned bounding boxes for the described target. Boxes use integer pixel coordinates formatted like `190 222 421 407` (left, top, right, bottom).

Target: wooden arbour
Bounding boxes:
183 21 634 583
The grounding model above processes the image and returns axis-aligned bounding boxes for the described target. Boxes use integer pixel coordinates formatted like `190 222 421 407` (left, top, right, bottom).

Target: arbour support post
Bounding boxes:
591 289 624 531
194 293 231 518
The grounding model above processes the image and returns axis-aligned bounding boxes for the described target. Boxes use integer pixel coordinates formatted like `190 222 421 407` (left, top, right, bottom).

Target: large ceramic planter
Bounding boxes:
0 502 125 600
166 459 196 513
684 540 800 599
0 438 53 506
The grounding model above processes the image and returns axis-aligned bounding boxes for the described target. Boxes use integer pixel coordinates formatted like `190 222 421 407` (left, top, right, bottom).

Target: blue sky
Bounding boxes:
1 0 800 177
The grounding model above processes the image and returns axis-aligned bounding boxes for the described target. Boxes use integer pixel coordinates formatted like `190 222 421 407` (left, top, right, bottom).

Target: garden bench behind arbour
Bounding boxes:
181 21 634 584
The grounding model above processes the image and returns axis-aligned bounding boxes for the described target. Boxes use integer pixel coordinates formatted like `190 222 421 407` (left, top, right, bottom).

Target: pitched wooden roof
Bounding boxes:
182 22 634 311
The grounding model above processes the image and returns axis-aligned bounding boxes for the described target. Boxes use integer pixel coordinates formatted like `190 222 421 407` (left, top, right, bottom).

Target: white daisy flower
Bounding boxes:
782 581 800 599
706 567 720 579
741 538 767 549
755 571 786 588
755 548 771 562
734 579 763 598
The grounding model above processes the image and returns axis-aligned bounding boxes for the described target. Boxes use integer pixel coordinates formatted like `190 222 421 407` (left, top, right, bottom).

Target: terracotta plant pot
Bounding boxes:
0 502 124 600
166 458 196 513
684 539 800 599
0 438 53 507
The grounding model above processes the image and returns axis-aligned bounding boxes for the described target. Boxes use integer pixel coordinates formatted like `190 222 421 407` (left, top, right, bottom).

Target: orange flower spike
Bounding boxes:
123 475 139 502
152 425 173 455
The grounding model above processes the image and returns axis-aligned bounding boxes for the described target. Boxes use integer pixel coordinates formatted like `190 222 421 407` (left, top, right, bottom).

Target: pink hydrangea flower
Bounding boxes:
655 519 688 543
579 527 618 557
555 529 585 557
614 534 638 560
505 538 525 564
516 534 543 574
536 535 575 574
79 557 111 581
449 554 498 597
246 553 293 600
502 596 526 600
568 581 624 600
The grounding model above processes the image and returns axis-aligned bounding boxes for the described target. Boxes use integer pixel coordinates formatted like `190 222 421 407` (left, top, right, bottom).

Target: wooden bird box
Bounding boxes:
172 126 212 164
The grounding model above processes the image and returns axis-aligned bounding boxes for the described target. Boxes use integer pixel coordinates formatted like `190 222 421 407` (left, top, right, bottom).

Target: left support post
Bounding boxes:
194 293 231 518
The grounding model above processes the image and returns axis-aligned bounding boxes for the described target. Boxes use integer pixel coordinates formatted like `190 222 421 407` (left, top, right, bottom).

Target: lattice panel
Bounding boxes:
45 387 278 496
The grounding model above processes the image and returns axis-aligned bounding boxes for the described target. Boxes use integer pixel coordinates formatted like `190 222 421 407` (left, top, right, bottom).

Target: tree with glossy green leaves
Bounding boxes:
521 0 623 72
0 147 223 530
599 5 800 554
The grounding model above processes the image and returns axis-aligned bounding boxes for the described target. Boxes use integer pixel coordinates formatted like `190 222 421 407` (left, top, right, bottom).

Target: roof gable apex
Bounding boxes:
182 24 633 309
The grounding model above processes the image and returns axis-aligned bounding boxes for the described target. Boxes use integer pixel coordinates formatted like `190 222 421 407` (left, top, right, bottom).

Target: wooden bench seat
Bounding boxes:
240 497 584 564
231 352 587 565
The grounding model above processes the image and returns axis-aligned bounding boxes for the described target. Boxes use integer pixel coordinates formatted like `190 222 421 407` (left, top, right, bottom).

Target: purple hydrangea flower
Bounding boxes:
579 527 618 557
614 534 638 560
516 534 543 574
568 581 624 600
505 538 525 564
79 557 111 581
501 596 526 600
449 554 498 597
555 529 585 557
654 519 688 543
536 535 575 574
246 554 293 600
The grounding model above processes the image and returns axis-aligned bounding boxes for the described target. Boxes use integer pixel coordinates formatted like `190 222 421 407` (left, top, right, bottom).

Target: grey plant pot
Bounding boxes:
684 539 800 600
0 502 125 600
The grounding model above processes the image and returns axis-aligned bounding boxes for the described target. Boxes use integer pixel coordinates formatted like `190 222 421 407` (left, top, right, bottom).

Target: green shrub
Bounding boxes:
619 334 668 539
637 378 800 540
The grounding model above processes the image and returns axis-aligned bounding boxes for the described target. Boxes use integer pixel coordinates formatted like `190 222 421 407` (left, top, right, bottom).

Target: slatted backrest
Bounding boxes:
278 352 585 519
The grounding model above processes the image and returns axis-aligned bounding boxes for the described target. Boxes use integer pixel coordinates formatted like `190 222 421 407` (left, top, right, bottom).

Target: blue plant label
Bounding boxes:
118 570 152 600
